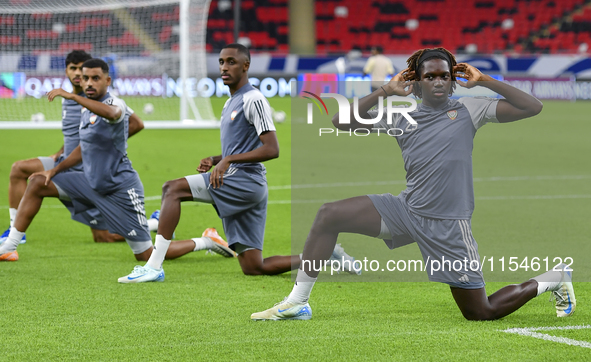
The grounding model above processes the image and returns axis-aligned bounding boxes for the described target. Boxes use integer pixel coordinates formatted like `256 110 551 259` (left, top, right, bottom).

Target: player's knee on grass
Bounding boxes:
237 250 266 276
91 229 122 243
459 308 495 321
242 267 264 276
240 260 266 276
451 287 496 321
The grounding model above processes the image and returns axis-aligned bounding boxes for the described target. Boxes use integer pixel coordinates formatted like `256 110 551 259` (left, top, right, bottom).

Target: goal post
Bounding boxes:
0 0 217 128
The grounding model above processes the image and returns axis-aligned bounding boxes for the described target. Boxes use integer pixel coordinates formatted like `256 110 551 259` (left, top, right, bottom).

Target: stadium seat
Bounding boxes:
5 0 588 55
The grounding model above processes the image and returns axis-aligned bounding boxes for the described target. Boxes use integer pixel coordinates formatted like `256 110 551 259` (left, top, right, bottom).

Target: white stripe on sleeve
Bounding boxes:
244 90 276 135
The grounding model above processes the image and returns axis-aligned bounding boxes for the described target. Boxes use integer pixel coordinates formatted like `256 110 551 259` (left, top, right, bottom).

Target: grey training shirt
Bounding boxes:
219 83 276 175
372 96 499 219
78 92 136 194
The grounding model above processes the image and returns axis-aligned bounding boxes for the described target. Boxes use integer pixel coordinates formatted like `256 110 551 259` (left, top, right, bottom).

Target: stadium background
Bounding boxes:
2 0 591 123
1 0 591 360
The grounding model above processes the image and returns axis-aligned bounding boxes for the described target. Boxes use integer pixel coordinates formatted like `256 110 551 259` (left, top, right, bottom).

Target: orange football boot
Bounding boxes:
202 228 236 257
0 251 19 261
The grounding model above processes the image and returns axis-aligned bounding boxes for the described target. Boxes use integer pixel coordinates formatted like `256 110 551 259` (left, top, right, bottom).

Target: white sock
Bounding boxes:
9 208 17 228
286 269 317 304
0 227 24 253
147 218 159 232
532 269 563 296
146 234 171 270
192 237 214 251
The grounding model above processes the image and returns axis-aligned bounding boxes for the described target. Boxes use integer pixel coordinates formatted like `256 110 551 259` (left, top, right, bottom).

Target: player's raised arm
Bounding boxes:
453 63 543 123
72 94 122 122
47 87 121 122
332 68 413 131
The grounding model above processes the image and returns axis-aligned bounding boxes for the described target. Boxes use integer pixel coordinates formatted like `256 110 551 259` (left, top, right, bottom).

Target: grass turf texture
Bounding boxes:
0 98 590 360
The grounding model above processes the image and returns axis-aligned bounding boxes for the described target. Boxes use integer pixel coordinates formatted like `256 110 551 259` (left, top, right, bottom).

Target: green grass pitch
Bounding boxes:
0 98 590 360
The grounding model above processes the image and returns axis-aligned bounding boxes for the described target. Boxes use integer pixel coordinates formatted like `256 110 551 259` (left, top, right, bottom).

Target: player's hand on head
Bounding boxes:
383 68 413 96
197 157 214 173
453 63 484 89
46 88 73 102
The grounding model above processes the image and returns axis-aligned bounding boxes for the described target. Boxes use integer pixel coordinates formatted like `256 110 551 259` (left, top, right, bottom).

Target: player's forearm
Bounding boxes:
54 145 64 158
71 94 121 121
480 75 543 114
209 155 222 165
332 88 386 131
225 144 279 164
53 146 82 173
128 114 144 137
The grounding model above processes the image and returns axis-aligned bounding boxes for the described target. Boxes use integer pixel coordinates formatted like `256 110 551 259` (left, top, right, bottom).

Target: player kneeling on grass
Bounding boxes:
118 44 359 283
0 59 222 266
251 47 575 321
0 50 146 246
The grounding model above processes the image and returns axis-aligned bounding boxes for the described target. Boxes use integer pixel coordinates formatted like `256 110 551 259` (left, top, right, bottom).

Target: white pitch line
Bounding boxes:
477 194 591 201
501 325 591 349
512 325 591 331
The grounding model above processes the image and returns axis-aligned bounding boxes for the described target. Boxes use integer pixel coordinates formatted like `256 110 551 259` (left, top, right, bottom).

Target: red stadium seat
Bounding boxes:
8 0 586 55
0 35 20 45
108 31 140 47
26 30 59 39
0 15 15 26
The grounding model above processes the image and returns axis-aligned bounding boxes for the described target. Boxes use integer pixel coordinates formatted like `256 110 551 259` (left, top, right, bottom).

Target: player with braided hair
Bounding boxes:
405 47 458 98
252 47 576 321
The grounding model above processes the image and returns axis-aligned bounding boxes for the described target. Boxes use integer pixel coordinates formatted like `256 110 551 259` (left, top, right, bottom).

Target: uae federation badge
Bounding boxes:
231 110 238 120
89 115 98 124
447 110 458 120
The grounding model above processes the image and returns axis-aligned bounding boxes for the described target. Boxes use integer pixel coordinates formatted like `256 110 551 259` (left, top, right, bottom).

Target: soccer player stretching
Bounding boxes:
118 44 357 282
0 50 145 245
0 59 187 263
252 48 575 321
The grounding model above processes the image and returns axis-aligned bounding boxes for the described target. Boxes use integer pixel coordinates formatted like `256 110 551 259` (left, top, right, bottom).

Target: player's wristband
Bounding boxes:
381 86 389 97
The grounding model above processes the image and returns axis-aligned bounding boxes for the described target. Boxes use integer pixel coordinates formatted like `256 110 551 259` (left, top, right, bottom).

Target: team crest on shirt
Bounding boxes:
447 110 458 120
231 110 238 120
89 115 97 124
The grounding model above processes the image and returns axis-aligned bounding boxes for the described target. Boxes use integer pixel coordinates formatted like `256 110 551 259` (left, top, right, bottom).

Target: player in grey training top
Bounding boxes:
252 47 575 321
2 50 144 245
0 59 190 266
118 43 359 283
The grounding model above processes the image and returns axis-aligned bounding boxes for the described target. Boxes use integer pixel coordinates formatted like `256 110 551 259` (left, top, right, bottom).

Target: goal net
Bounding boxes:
0 0 216 127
